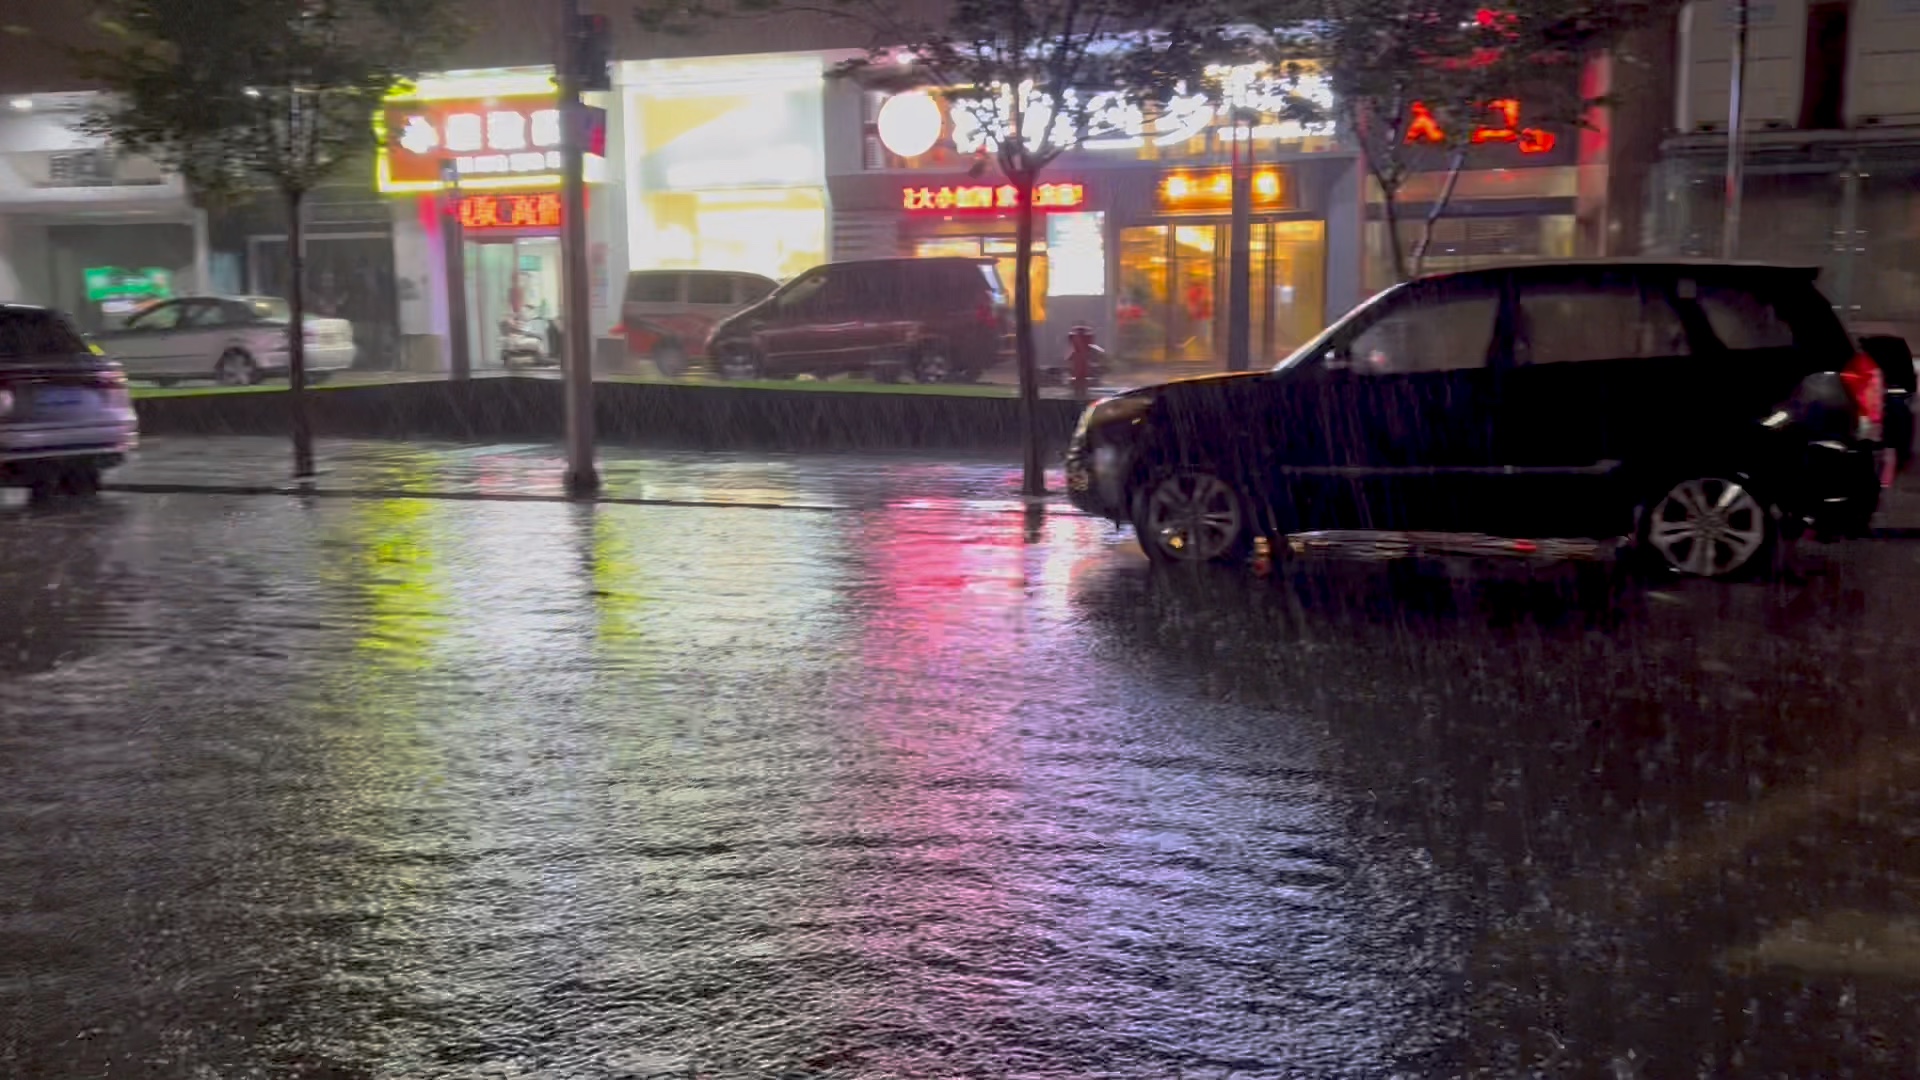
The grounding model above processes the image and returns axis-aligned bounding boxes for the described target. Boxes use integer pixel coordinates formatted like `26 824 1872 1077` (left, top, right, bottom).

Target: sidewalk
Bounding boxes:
105 436 1067 513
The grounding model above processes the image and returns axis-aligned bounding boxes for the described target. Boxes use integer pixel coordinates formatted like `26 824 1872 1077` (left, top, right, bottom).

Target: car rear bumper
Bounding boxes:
0 419 137 465
1793 440 1883 538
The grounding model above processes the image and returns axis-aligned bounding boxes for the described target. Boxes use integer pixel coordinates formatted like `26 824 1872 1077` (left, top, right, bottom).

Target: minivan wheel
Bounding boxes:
911 342 951 384
716 342 762 380
1132 469 1254 565
215 350 258 386
653 341 690 378
1641 475 1774 579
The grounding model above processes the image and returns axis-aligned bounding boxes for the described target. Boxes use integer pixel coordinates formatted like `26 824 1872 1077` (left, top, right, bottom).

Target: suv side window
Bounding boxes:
1514 279 1689 365
626 274 680 304
687 274 732 305
1347 284 1500 375
1691 282 1796 350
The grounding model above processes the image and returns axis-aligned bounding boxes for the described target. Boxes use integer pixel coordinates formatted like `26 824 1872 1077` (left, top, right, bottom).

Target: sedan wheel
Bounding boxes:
1135 471 1250 564
1644 476 1771 579
215 351 258 386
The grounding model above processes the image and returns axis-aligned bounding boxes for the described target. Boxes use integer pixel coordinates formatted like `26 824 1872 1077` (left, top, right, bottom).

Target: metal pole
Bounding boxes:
1226 113 1252 373
442 165 471 380
1722 0 1749 260
559 0 600 497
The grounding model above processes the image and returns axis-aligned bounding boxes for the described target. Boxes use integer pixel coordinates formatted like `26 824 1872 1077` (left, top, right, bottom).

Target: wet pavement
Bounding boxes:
5 440 1920 1077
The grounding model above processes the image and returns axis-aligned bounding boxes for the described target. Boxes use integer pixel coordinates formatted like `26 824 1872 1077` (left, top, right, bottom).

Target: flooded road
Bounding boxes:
4 450 1920 1077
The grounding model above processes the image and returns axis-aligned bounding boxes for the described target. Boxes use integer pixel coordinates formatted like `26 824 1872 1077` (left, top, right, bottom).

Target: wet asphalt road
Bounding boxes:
5 445 1920 1078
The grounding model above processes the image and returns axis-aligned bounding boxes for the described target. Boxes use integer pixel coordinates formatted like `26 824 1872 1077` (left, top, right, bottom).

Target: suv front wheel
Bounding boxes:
1640 474 1775 579
1131 468 1254 565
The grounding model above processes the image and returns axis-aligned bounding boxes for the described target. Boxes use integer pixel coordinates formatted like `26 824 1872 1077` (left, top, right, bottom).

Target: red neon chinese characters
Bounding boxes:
901 182 1085 212
457 193 563 229
1404 99 1554 154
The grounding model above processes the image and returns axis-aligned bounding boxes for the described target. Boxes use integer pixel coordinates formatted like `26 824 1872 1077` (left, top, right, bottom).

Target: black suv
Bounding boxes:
1067 261 1889 579
705 257 1013 383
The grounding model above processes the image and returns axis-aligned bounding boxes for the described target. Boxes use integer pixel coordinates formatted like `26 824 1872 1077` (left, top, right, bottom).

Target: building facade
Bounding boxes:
1656 0 1920 342
0 92 211 331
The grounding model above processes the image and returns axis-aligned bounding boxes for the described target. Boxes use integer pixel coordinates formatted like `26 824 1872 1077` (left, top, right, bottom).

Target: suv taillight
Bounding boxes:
1842 352 1886 442
976 297 997 326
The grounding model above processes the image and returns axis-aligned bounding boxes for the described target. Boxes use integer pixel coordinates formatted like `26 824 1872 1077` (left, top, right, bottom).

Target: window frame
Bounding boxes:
1332 273 1511 377
1509 271 1695 367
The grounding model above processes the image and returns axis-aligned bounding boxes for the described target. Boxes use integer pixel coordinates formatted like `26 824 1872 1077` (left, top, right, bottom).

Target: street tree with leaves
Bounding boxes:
641 0 1237 496
1245 0 1669 281
78 0 460 477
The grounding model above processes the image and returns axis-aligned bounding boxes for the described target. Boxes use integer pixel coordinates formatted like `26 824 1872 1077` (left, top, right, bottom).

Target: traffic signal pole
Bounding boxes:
559 0 600 497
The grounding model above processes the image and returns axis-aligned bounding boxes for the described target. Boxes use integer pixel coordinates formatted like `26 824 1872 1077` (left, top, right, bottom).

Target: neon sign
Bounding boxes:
376 87 608 193
457 193 563 230
901 182 1085 212
1405 99 1556 154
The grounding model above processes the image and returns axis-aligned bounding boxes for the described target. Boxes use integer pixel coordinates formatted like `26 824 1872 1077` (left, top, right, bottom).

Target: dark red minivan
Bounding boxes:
704 257 1013 383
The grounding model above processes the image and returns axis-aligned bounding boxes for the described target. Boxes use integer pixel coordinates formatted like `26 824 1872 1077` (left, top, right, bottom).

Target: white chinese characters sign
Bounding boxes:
378 95 599 192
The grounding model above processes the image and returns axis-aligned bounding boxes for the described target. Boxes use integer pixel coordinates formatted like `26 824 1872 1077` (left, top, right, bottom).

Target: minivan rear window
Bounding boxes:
0 310 88 358
626 274 679 304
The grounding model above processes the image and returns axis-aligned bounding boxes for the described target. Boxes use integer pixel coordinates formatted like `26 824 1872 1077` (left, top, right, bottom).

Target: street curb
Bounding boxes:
102 481 845 513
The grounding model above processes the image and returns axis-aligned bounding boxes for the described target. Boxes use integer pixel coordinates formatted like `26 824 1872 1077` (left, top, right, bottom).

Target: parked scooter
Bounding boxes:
499 315 559 368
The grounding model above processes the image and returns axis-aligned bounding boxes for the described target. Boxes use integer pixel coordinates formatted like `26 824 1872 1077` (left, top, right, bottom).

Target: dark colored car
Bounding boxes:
705 257 1013 383
1067 260 1887 580
0 304 138 498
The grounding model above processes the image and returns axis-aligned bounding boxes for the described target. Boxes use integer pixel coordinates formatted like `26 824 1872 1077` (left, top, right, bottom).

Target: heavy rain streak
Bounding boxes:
5 0 1920 1077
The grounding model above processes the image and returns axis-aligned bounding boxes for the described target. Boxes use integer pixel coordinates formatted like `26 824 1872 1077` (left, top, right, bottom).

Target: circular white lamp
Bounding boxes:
876 91 943 158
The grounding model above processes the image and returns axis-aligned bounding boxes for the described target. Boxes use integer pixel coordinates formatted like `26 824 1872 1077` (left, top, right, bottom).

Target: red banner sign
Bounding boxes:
901 182 1086 212
457 193 563 230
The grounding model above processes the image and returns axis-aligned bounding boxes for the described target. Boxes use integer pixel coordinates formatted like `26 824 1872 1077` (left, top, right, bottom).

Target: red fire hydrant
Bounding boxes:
1066 325 1104 404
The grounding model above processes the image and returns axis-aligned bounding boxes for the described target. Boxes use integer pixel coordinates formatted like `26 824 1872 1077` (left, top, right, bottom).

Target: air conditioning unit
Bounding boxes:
1678 0 1810 131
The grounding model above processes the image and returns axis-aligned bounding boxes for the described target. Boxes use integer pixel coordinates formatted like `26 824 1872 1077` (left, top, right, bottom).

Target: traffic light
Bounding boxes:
572 14 612 92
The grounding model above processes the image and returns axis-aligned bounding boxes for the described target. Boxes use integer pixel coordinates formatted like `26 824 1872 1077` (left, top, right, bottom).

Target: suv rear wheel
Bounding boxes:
1641 475 1774 579
1132 468 1254 565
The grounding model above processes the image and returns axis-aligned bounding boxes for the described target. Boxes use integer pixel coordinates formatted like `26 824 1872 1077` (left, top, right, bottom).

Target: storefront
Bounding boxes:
827 68 1364 371
0 93 208 332
620 54 829 283
378 69 611 372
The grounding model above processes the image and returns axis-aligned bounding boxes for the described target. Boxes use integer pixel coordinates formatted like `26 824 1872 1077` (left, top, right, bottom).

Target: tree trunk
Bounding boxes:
286 188 314 479
1379 180 1410 284
1012 169 1044 498
1411 147 1469 277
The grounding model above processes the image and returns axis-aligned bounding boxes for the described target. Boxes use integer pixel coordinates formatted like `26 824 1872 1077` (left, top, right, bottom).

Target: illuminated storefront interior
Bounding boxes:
379 69 606 370
623 55 828 282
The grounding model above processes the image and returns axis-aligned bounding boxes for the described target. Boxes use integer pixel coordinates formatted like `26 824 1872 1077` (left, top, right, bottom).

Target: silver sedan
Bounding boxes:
96 295 356 386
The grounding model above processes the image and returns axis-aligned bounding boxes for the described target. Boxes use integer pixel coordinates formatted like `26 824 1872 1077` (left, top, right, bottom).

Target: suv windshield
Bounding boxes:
0 309 89 358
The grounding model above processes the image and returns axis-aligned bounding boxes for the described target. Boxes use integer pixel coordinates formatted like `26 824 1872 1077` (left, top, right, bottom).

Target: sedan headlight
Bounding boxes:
0 388 13 417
